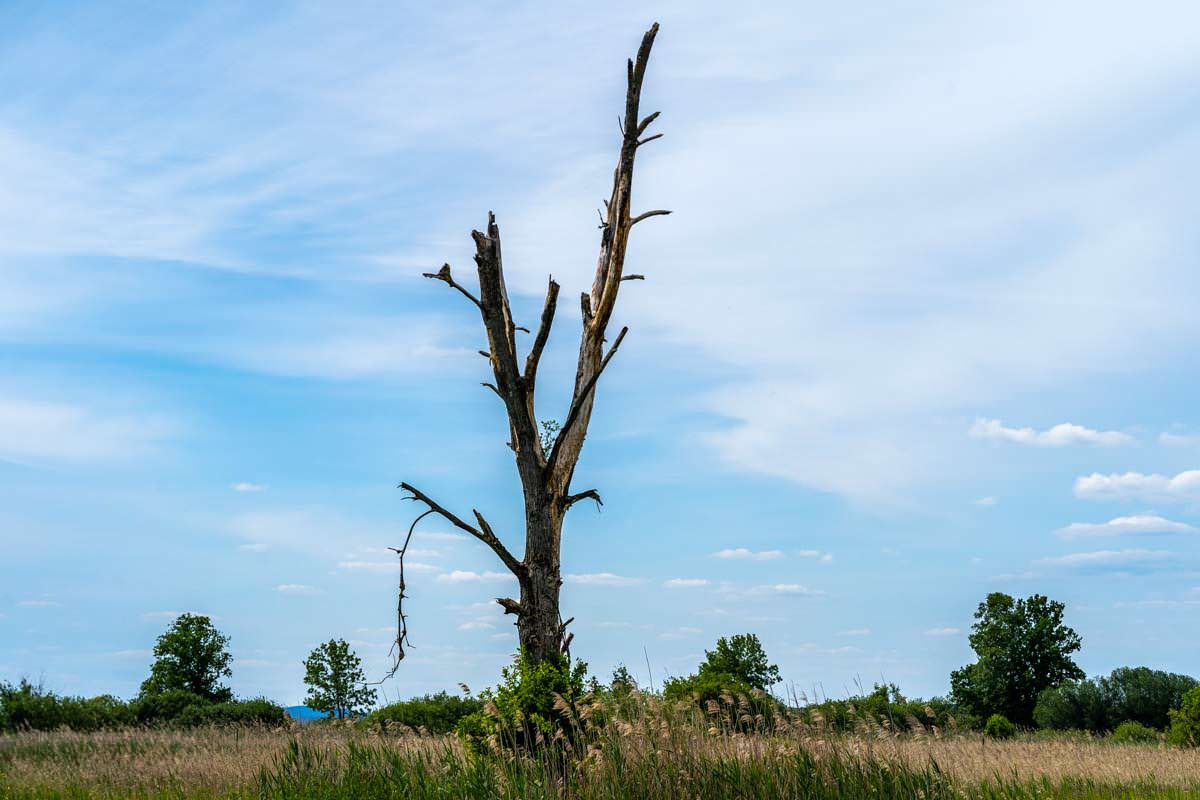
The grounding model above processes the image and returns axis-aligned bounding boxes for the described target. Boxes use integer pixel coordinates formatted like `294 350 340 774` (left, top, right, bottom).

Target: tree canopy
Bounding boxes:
303 639 376 720
950 592 1083 726
699 633 781 691
140 613 233 702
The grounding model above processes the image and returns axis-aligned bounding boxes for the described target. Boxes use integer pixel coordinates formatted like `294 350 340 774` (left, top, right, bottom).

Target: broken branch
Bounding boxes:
398 482 525 578
630 209 671 225
422 263 481 309
546 326 629 475
524 277 560 386
563 489 603 511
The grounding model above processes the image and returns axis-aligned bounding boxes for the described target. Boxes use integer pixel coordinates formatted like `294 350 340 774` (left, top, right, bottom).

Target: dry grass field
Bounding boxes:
3 708 1199 800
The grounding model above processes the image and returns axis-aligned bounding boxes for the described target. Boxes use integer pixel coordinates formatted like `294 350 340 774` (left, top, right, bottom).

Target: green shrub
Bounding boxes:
1168 686 1200 747
455 650 587 752
984 713 1016 739
0 680 135 732
172 697 288 727
132 688 209 724
363 691 482 734
1112 720 1158 744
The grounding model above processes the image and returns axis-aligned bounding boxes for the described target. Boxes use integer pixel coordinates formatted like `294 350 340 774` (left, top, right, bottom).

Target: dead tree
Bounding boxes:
394 23 667 668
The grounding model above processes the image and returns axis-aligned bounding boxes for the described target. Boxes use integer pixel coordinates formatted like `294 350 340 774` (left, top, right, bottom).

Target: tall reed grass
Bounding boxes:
2 691 1198 799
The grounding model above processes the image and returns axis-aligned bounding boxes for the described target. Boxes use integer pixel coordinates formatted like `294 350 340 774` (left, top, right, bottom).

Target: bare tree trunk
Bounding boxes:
392 23 667 668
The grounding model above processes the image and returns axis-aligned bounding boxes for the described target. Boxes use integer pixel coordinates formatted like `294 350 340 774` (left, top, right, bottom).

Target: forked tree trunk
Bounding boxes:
394 23 667 667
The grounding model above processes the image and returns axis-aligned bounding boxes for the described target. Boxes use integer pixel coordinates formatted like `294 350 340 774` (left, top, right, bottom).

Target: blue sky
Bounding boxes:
2 1 1199 705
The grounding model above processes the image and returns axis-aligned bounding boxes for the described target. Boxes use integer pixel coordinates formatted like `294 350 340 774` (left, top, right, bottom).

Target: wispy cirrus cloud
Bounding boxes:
16 599 63 608
0 397 174 465
969 418 1133 447
663 578 709 588
565 573 644 587
1035 549 1173 569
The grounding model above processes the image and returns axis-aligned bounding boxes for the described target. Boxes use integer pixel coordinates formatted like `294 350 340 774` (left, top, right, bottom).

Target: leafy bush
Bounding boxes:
456 650 588 752
0 680 134 732
132 689 210 724
363 691 482 734
1035 667 1197 733
1168 686 1200 747
663 670 776 729
1112 720 1158 744
984 713 1016 739
172 698 287 727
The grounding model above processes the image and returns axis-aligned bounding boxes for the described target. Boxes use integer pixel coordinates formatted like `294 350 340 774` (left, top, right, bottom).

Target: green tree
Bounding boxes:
303 639 377 720
950 592 1083 727
141 613 233 702
1168 685 1200 746
699 633 781 690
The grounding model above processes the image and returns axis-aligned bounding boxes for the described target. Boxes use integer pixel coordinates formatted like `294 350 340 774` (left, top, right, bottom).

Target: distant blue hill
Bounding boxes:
284 705 330 723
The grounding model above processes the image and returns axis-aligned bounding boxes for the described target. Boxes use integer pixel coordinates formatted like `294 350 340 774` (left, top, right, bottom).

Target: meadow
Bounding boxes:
3 694 1199 800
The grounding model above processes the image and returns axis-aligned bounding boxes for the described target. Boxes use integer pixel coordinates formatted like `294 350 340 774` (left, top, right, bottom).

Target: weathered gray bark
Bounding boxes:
396 23 666 667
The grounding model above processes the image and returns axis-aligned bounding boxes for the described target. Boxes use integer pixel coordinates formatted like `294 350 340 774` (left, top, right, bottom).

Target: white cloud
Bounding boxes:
457 621 495 631
489 632 515 640
663 578 709 588
436 570 514 583
975 496 998 507
749 583 824 596
991 571 1040 581
416 532 469 542
237 543 269 553
276 584 321 595
1056 515 1198 538
838 628 871 637
232 482 266 492
1074 470 1200 503
17 600 62 608
712 548 784 561
337 560 439 574
565 573 644 587
1035 549 1172 568
969 418 1133 447
798 549 834 563
108 649 153 658
924 627 960 637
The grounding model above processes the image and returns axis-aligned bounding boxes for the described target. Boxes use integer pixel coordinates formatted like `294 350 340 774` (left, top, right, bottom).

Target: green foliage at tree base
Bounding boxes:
455 649 588 752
